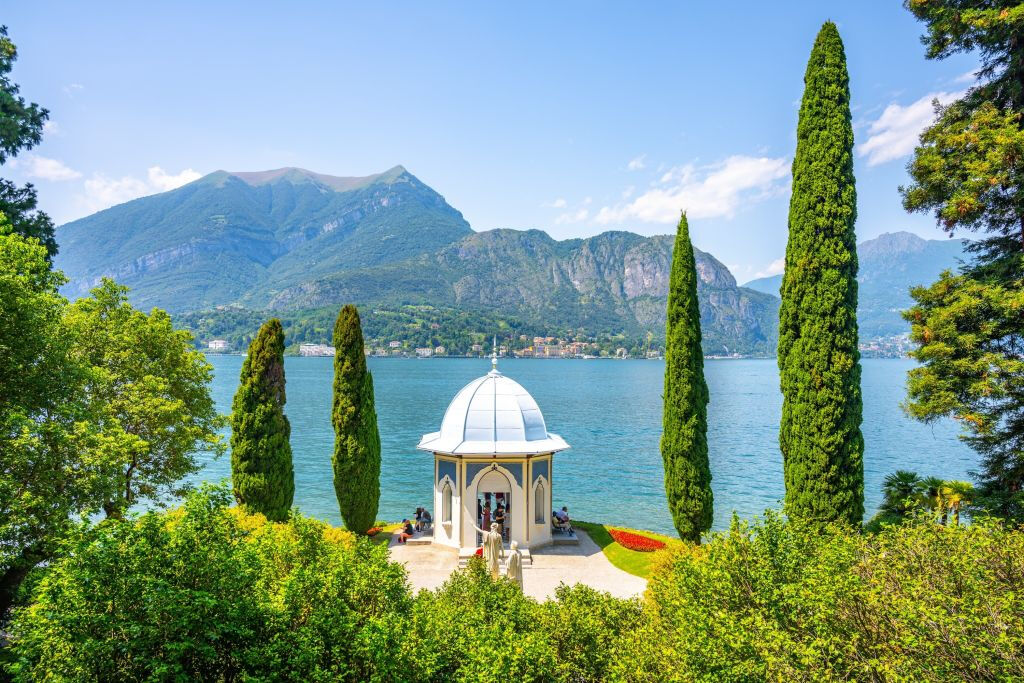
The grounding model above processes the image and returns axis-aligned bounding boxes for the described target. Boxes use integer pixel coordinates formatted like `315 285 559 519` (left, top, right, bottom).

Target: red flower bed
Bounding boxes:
475 547 483 556
366 527 382 537
608 528 666 552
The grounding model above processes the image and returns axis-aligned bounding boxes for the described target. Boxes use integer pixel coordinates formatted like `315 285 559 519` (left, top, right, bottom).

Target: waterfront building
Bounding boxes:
417 351 569 551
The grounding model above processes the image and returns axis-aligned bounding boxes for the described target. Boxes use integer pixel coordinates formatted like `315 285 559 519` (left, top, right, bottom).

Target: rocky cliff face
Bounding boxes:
259 228 779 355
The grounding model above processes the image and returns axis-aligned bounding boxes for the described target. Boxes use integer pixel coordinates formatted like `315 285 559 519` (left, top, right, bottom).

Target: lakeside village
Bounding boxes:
206 331 914 359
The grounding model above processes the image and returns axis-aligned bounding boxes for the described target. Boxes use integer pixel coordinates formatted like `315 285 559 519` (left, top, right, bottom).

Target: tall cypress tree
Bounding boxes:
778 22 863 526
331 304 381 533
230 318 294 521
661 212 712 543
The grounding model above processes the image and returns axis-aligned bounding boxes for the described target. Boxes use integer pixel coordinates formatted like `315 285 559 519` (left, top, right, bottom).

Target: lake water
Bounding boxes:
198 356 977 535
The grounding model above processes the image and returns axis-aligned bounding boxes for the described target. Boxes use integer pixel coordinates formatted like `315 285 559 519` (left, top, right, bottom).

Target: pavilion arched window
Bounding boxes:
442 481 453 524
534 480 546 524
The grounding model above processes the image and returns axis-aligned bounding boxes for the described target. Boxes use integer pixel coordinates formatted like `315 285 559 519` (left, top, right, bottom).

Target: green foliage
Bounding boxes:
880 469 924 516
65 279 225 518
406 559 641 682
903 270 1024 517
332 305 381 533
778 22 864 526
230 319 295 521
0 223 100 617
5 485 411 682
869 470 978 530
614 511 1024 682
900 2 1024 519
0 26 55 259
9 494 1023 682
661 213 712 542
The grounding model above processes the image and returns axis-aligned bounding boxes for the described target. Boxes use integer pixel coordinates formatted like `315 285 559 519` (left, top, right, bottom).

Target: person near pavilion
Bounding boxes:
494 504 506 540
505 540 523 590
472 522 504 578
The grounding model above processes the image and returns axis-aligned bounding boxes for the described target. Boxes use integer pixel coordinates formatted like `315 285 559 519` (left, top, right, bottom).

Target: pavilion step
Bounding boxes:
552 530 580 545
458 547 532 568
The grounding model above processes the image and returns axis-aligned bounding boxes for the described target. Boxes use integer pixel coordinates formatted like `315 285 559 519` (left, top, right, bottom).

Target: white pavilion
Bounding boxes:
417 351 570 550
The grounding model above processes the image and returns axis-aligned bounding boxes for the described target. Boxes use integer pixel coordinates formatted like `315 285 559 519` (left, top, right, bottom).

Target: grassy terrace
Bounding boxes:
566 521 682 578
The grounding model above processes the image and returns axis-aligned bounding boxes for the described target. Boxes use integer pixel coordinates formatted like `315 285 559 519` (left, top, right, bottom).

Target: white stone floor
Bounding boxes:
387 530 648 601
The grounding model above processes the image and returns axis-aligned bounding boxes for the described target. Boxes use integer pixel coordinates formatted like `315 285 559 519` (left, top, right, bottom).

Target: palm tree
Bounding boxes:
881 470 923 515
920 476 948 523
940 480 975 526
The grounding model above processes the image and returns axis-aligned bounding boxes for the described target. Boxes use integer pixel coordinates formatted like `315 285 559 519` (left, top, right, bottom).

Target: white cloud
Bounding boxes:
147 166 201 191
62 83 84 97
595 155 789 225
546 197 568 209
627 154 646 171
82 174 152 212
555 208 589 225
42 120 61 136
754 257 785 278
953 70 977 84
858 91 962 166
80 165 201 213
15 154 81 181
621 185 635 199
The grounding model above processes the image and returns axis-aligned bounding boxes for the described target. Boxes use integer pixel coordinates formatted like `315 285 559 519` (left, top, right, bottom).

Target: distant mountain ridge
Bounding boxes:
742 231 969 337
55 166 778 355
56 166 472 311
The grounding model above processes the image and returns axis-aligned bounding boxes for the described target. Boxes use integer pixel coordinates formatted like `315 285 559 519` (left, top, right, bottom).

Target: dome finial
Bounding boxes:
490 335 499 374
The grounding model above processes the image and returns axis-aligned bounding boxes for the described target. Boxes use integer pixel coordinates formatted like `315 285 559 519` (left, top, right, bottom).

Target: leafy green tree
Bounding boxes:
65 279 224 518
899 2 1024 520
881 470 924 516
614 512 1024 681
778 22 864 526
5 485 411 682
331 305 381 533
661 212 712 542
0 220 101 618
0 26 55 259
230 318 295 521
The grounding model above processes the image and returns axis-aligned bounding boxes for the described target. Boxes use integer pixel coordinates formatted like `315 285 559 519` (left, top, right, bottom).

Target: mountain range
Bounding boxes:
742 231 968 338
55 166 777 354
54 165 968 354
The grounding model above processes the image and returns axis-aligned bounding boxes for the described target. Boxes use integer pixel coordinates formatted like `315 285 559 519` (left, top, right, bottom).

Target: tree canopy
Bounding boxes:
901 0 1024 518
661 213 712 543
0 26 55 259
778 21 864 526
230 319 295 522
331 305 381 534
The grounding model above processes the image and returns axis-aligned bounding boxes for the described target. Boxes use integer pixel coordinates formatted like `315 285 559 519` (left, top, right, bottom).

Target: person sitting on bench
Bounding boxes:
397 519 415 544
553 506 572 532
418 508 432 531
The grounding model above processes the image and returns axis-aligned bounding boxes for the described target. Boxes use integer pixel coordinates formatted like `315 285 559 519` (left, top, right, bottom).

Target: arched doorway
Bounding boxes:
476 468 512 544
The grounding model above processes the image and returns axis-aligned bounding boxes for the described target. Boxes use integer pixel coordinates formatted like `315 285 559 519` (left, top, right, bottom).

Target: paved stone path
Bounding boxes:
387 530 648 601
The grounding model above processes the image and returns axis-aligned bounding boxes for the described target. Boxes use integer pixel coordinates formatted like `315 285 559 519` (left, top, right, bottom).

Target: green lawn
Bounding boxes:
368 522 402 546
574 521 682 579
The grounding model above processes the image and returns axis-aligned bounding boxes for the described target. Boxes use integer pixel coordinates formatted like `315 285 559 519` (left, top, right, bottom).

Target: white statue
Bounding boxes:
472 522 504 578
505 540 523 589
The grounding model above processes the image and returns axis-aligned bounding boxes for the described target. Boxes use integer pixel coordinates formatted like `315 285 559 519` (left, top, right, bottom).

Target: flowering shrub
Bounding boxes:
608 528 666 552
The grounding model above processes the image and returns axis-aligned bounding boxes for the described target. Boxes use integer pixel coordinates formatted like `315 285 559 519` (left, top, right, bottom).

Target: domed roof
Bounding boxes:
417 362 570 456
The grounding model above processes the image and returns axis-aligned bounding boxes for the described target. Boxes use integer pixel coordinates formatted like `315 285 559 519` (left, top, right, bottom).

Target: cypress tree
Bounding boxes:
230 318 294 521
331 304 381 533
661 212 712 543
778 22 864 526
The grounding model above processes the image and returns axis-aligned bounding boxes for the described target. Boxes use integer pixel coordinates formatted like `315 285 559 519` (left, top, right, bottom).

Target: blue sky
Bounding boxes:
5 2 977 282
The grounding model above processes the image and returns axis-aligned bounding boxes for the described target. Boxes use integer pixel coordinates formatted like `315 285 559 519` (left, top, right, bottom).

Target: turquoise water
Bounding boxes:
199 357 977 535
